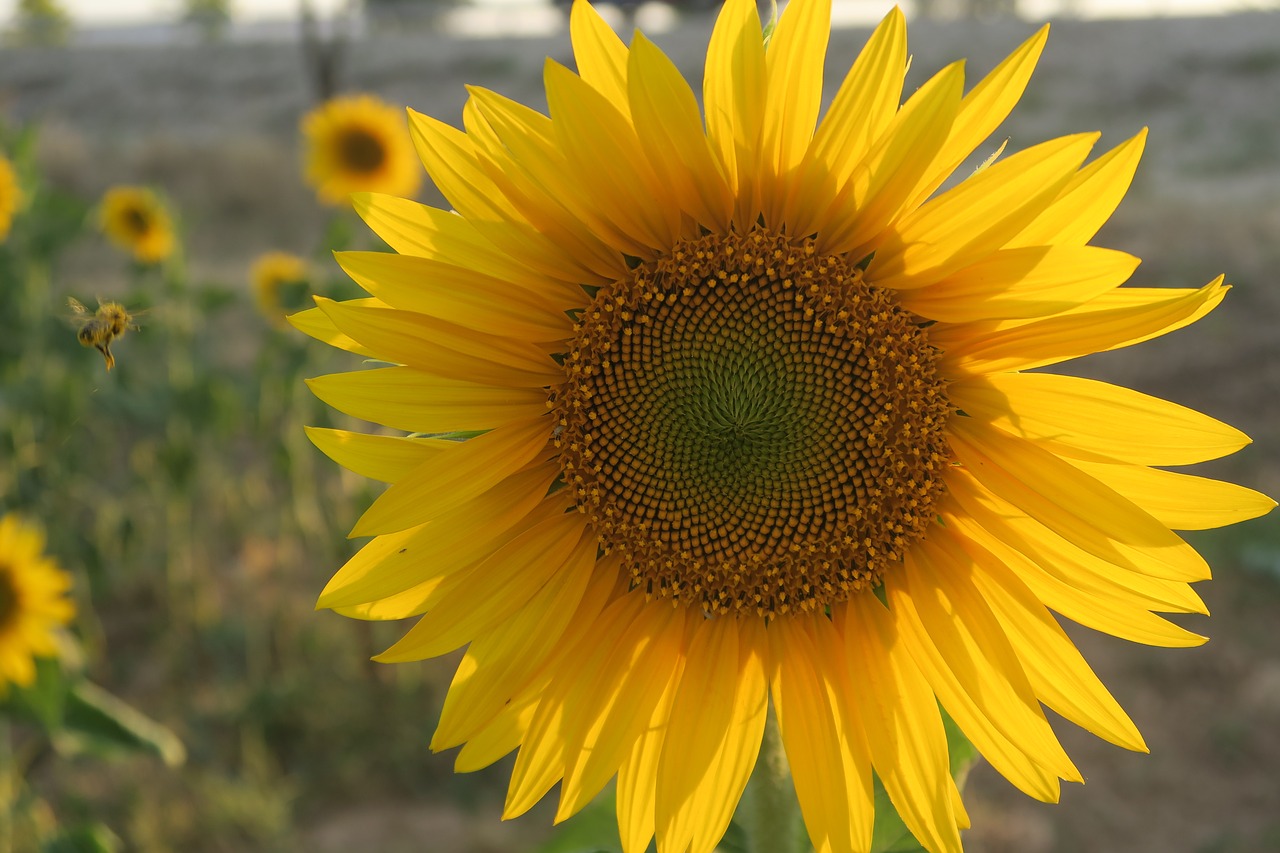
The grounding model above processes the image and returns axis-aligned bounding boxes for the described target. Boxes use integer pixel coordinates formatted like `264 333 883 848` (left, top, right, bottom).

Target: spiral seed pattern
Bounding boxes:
553 227 951 616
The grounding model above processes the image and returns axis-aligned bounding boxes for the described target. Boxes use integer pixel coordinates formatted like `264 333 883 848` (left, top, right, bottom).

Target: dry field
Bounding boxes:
2 7 1279 852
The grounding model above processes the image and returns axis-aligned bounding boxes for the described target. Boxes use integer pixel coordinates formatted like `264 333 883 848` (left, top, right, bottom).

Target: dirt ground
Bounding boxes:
2 7 1278 852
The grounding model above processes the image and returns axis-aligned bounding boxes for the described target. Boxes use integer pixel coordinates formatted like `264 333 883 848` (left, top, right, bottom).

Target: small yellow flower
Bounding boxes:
301 94 422 206
0 514 75 693
250 251 309 327
99 186 175 264
0 155 21 242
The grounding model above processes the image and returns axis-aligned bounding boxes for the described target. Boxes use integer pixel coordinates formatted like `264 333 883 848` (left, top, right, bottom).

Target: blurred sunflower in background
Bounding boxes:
0 514 75 693
297 1 1275 851
0 154 21 242
98 185 175 264
300 94 421 206
250 250 309 327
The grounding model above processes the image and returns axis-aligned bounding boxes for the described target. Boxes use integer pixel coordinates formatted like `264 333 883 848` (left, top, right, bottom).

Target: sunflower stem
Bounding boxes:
747 706 801 853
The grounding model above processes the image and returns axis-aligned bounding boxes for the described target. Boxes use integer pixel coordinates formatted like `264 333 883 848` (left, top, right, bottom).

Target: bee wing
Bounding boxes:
68 296 89 314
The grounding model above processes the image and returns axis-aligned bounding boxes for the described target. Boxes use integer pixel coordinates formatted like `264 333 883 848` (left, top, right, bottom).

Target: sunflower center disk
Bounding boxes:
123 207 150 236
0 566 17 627
554 227 952 617
337 128 387 173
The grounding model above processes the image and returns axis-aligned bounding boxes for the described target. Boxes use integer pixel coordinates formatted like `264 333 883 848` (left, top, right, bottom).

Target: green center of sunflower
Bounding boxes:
337 127 387 174
553 227 952 617
0 566 17 629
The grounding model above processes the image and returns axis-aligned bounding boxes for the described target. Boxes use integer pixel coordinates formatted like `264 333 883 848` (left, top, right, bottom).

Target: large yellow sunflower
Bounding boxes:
301 93 422 206
297 3 1275 851
99 185 175 264
0 154 21 242
0 514 75 693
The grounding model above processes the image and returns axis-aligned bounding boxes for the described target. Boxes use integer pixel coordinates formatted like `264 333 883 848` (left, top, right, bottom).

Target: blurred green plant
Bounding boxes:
5 0 72 47
0 118 470 850
182 0 234 43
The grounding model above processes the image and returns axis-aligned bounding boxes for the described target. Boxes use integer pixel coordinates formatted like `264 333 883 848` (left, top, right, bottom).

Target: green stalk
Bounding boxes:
747 707 801 853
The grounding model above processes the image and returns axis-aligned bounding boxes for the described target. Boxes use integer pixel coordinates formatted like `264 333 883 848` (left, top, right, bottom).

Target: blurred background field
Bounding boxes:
1 1 1279 851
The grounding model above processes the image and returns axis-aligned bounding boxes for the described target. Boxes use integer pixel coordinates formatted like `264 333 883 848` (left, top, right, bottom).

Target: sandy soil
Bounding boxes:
3 8 1279 852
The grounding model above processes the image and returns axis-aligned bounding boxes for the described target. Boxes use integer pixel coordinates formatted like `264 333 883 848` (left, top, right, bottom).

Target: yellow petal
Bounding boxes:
841 594 961 853
899 246 1139 323
288 301 379 357
375 508 589 662
557 604 688 822
304 427 454 484
867 133 1096 290
352 191 610 290
306 366 547 435
900 25 1050 213
315 297 562 387
1065 460 1275 531
941 496 1207 648
351 416 551 537
506 591 647 818
330 575 451 621
703 0 767 222
628 33 733 232
770 616 873 853
816 62 964 255
949 418 1211 582
335 250 577 342
435 553 614 750
408 108 599 281
317 463 559 610
544 60 676 252
454 682 542 772
796 7 906 236
569 0 630 115
963 538 1149 752
616 657 680 853
759 0 831 225
941 477 1206 616
1009 128 1147 248
903 535 1082 786
951 372 1251 466
462 89 633 278
938 278 1227 375
656 616 768 853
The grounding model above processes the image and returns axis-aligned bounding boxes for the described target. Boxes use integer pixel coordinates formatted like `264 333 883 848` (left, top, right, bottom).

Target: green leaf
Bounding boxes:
0 656 70 731
52 681 186 767
42 823 123 853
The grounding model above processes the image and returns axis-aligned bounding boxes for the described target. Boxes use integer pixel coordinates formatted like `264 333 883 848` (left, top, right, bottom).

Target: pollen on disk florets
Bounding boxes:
552 226 952 617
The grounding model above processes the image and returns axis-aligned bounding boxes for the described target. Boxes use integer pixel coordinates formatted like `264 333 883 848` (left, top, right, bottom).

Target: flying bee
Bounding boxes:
68 297 140 371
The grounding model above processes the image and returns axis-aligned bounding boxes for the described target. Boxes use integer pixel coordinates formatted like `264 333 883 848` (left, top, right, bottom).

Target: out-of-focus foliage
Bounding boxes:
0 118 478 851
6 0 72 47
182 0 233 43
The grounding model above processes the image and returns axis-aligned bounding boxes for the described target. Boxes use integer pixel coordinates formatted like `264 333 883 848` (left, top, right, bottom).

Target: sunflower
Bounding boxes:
99 185 175 264
301 94 422 206
297 2 1275 851
0 514 75 694
250 250 310 327
0 154 21 242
